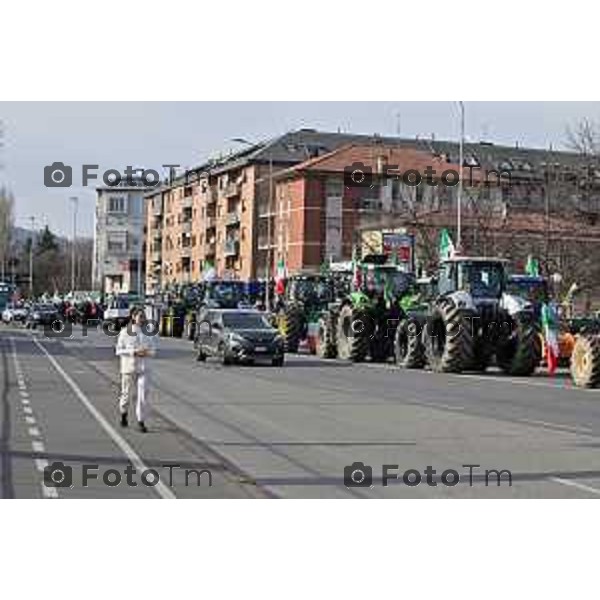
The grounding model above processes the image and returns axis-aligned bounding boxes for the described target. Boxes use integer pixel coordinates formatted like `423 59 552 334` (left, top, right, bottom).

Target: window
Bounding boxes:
107 233 127 253
108 196 127 214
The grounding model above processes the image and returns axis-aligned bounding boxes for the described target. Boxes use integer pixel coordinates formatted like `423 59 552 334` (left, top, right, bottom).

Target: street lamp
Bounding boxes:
457 101 465 251
70 196 78 293
230 137 274 308
29 216 35 297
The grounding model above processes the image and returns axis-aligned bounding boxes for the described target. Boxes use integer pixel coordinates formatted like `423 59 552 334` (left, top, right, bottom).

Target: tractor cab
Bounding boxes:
202 280 247 309
437 257 507 301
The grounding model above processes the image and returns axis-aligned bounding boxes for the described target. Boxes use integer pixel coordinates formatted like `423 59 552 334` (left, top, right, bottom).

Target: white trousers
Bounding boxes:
119 372 148 423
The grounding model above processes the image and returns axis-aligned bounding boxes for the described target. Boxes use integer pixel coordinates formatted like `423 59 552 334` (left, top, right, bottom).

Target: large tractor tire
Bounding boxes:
395 317 426 369
316 313 337 359
280 304 304 353
496 311 540 376
570 334 600 388
422 300 475 373
336 304 370 362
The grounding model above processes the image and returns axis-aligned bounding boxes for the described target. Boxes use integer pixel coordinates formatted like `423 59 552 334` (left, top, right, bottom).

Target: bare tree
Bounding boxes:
0 186 14 281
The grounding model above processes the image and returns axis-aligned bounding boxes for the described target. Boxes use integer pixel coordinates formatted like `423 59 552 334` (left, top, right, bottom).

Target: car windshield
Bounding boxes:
222 312 272 330
212 282 245 300
110 299 129 309
459 262 505 298
36 304 55 312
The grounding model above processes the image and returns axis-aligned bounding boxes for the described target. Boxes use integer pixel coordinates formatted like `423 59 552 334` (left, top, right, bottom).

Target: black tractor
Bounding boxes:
409 257 541 375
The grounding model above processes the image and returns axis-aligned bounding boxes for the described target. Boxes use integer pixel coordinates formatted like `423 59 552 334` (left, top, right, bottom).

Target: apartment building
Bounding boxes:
145 129 600 291
94 177 146 295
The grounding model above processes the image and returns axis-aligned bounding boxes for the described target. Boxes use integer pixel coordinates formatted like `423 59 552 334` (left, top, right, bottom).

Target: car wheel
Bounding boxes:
196 348 207 362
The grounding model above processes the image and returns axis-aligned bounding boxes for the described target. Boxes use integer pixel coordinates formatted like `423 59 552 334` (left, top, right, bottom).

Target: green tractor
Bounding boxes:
315 255 415 362
400 256 541 375
276 273 337 353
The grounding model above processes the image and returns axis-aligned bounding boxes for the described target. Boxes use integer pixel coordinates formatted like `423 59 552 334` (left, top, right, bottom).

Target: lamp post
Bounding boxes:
29 216 35 297
231 137 274 309
457 101 465 251
70 196 78 293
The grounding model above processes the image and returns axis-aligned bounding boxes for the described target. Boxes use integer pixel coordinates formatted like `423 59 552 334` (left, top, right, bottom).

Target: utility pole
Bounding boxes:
457 101 465 252
265 156 274 310
70 196 78 292
29 216 34 297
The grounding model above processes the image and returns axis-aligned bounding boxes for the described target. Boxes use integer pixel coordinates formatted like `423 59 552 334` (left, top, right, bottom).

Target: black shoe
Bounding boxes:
137 421 147 433
120 413 128 428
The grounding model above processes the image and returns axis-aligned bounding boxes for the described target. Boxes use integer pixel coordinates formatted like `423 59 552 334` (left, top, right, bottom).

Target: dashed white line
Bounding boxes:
34 337 176 499
22 406 33 415
28 427 41 437
25 416 37 425
31 441 45 453
549 477 600 496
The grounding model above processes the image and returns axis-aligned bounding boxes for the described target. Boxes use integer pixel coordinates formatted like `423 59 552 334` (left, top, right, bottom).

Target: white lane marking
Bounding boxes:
28 427 41 437
19 391 29 398
518 418 593 435
549 477 600 496
34 458 48 471
25 416 36 425
33 338 176 500
21 398 30 405
23 406 33 415
31 440 45 453
42 485 58 499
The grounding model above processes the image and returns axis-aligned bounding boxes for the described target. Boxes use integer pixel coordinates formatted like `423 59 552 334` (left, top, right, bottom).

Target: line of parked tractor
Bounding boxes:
150 252 600 389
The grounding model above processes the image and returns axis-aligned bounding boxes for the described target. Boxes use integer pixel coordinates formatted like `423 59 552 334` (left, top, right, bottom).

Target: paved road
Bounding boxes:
1 324 600 498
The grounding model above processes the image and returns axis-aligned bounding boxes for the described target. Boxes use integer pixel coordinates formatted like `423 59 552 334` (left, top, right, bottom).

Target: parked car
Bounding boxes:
25 303 59 329
103 296 130 329
194 309 285 366
2 303 29 324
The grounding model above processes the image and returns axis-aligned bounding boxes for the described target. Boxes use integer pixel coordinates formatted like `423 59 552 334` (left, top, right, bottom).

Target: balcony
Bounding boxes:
205 216 216 230
151 251 161 263
181 245 192 258
207 188 218 204
224 239 240 257
226 211 241 227
152 227 162 240
181 219 192 234
182 195 193 209
224 182 241 198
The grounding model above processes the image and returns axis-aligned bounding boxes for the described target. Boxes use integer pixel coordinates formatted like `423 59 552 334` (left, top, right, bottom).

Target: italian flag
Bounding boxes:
439 229 455 260
275 258 286 295
541 303 559 376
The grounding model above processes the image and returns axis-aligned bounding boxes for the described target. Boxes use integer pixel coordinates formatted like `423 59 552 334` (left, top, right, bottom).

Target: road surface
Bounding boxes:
1 324 599 498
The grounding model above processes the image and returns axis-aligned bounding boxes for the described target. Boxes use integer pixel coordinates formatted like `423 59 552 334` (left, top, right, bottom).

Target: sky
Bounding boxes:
1 101 599 237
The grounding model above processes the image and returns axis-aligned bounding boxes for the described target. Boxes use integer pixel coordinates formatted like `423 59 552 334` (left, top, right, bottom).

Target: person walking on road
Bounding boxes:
116 307 156 433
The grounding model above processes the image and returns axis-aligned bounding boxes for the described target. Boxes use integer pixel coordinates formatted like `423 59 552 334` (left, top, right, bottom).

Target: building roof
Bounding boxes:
145 129 600 193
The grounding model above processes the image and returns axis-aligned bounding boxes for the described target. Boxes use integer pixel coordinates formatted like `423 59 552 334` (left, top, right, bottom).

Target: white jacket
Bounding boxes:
116 325 157 374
